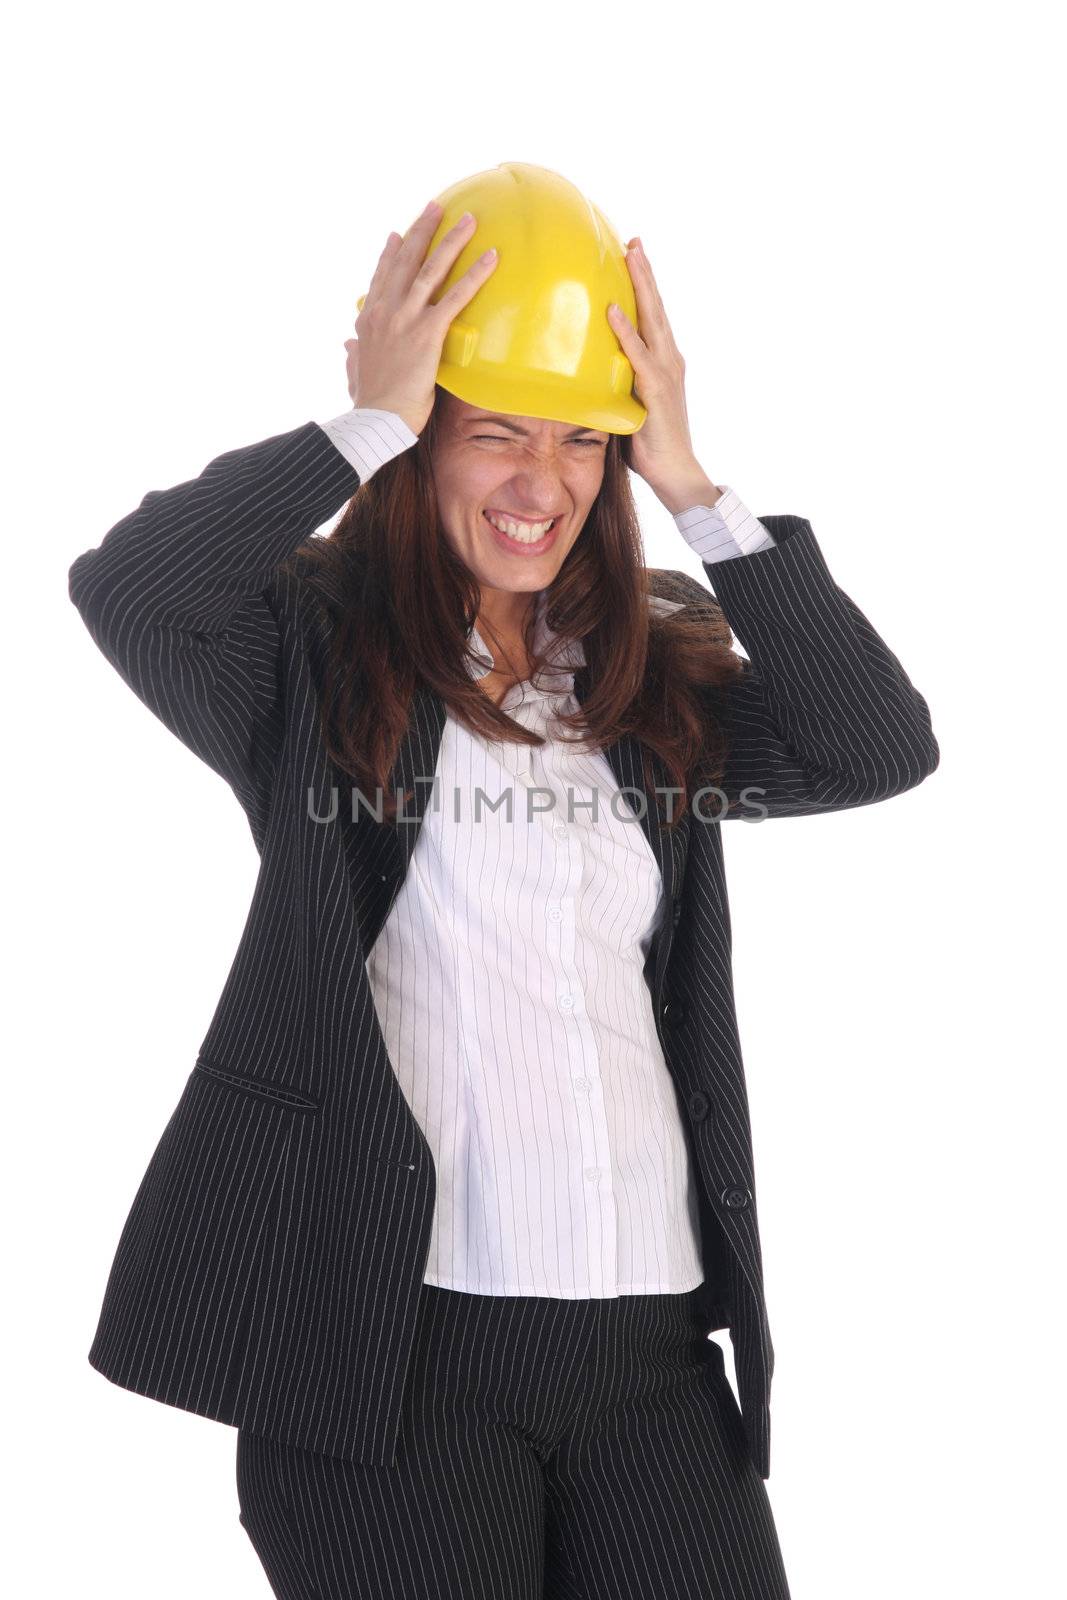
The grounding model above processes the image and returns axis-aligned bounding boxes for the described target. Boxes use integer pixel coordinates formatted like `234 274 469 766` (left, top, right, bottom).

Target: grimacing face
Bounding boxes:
430 391 610 604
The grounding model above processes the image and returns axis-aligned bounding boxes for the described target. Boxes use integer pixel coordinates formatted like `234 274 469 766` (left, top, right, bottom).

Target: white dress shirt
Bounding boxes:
315 405 776 1297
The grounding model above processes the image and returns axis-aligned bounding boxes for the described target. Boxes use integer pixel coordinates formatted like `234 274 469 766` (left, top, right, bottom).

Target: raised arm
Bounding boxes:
67 420 362 812
676 512 940 821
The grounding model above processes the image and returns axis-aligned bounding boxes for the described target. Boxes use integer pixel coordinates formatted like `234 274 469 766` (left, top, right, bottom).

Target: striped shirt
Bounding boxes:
317 406 776 1297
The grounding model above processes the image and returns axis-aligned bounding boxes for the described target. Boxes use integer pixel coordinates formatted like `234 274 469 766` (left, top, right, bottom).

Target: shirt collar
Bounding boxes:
465 587 585 700
464 587 686 702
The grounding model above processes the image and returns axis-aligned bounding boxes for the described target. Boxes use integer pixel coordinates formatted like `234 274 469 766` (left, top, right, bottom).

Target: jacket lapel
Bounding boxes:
572 662 691 1004
383 681 447 879
571 661 690 918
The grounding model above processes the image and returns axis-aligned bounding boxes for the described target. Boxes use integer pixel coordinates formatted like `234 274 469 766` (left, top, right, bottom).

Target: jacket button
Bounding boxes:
660 998 687 1030
721 1185 752 1210
688 1090 710 1121
671 898 683 927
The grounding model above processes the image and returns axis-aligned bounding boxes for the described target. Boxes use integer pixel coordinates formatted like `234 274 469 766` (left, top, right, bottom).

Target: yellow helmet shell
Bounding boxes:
357 162 647 436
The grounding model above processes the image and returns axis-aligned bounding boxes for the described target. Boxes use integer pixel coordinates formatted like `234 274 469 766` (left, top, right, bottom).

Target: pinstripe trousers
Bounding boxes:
235 1280 791 1599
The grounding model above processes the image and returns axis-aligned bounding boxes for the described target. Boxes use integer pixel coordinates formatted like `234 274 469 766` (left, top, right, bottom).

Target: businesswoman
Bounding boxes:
69 163 939 1600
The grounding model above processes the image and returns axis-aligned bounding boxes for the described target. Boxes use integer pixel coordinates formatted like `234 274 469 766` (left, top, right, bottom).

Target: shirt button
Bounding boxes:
584 1166 602 1182
558 993 575 1011
573 1077 592 1092
553 822 568 840
547 906 563 922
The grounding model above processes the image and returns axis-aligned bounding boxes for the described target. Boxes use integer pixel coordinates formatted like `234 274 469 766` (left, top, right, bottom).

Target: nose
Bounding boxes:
499 458 570 514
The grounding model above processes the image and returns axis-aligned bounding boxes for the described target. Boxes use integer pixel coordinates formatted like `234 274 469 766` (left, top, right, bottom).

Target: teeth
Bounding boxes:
485 511 555 542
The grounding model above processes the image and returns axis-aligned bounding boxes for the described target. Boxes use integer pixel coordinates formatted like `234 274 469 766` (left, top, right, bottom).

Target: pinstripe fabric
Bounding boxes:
67 419 939 1484
318 407 421 481
235 1281 791 1599
673 486 778 562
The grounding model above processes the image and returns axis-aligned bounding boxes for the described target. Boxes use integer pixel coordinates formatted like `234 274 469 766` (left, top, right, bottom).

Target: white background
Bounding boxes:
6 1 1063 1595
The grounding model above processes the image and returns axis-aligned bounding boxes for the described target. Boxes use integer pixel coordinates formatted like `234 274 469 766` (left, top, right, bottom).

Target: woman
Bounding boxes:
68 164 939 1599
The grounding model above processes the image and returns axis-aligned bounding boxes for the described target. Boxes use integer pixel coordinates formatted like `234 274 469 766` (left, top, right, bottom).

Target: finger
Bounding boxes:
386 207 479 315
359 231 402 316
397 199 445 255
626 246 669 332
412 211 480 303
627 239 660 294
364 203 447 312
625 240 673 327
607 302 648 360
434 245 499 314
390 200 456 288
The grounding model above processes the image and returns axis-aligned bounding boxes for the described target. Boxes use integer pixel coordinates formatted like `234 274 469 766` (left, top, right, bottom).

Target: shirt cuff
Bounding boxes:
318 407 420 482
673 487 777 563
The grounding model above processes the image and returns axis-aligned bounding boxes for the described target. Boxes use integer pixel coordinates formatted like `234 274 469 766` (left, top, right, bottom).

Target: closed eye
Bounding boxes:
473 435 603 446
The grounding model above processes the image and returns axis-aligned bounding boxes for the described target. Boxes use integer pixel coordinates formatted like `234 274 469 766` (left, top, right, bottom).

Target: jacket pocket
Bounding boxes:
193 1055 320 1112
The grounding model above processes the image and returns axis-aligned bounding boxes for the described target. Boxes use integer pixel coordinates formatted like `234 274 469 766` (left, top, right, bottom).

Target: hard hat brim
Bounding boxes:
435 365 647 436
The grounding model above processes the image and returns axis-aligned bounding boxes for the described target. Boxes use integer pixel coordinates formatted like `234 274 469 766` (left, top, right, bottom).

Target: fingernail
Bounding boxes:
458 210 474 226
423 199 441 217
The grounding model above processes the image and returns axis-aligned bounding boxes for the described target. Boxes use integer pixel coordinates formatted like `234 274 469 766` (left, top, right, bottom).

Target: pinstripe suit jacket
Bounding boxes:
68 419 939 1481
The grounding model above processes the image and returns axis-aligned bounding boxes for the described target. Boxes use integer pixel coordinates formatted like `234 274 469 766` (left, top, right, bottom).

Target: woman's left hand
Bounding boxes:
607 240 710 505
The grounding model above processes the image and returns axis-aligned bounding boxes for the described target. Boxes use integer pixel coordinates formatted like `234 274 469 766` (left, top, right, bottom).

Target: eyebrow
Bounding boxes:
467 418 604 439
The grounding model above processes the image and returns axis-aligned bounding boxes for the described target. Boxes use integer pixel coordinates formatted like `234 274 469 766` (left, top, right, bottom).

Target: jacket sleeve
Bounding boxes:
680 513 940 821
67 420 362 808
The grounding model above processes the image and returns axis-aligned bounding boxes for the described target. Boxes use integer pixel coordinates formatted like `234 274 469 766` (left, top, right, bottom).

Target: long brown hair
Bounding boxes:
282 386 744 832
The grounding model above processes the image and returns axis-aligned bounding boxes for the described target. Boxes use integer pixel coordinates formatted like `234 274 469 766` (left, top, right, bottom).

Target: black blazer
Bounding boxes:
68 419 939 1481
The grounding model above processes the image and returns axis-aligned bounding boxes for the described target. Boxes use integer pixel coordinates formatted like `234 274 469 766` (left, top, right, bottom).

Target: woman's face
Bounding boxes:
430 391 610 599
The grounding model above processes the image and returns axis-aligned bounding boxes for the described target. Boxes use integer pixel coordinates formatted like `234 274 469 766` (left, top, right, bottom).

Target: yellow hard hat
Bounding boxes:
357 162 646 435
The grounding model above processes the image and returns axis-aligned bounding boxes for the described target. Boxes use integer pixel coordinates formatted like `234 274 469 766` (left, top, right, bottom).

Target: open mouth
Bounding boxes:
482 510 560 552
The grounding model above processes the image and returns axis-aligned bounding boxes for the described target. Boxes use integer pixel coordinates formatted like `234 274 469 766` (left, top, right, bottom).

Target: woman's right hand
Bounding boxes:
343 201 499 436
